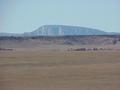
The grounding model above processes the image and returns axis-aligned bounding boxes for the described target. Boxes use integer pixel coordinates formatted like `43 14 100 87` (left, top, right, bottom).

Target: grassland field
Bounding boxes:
0 49 120 90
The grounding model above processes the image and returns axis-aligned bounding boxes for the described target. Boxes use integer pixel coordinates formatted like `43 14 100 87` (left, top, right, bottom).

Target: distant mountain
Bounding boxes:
0 33 21 37
28 25 108 36
0 25 119 36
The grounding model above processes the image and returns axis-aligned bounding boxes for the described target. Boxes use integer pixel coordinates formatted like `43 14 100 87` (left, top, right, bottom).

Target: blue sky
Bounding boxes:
0 0 120 33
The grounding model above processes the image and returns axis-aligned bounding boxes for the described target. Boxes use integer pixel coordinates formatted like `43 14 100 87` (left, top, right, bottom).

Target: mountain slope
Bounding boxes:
0 25 120 36
29 25 108 36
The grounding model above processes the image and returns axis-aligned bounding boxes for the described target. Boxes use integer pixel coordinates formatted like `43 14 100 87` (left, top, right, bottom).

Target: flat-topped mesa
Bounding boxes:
30 25 108 36
1 25 120 36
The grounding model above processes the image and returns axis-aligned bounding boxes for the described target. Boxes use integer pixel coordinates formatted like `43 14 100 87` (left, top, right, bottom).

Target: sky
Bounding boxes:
0 0 120 33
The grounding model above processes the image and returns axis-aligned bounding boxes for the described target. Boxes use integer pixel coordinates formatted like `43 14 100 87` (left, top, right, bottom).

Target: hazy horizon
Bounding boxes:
0 0 120 33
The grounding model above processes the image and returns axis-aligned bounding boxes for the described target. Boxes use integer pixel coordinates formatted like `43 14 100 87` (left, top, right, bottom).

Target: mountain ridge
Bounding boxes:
30 25 108 36
0 25 119 36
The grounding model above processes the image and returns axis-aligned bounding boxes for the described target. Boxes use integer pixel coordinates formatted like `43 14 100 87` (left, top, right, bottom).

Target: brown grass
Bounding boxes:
0 50 120 90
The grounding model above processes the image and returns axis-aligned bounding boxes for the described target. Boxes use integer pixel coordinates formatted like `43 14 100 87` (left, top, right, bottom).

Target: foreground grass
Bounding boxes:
0 51 120 90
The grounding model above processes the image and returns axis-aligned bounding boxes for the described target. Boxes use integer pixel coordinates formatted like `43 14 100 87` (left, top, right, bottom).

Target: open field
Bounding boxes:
0 50 120 90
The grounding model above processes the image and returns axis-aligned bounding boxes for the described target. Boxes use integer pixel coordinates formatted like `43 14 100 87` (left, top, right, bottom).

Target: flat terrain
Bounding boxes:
0 50 120 90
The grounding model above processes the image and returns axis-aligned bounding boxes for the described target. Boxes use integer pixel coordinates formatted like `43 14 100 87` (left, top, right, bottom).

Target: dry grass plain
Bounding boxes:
0 50 120 90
